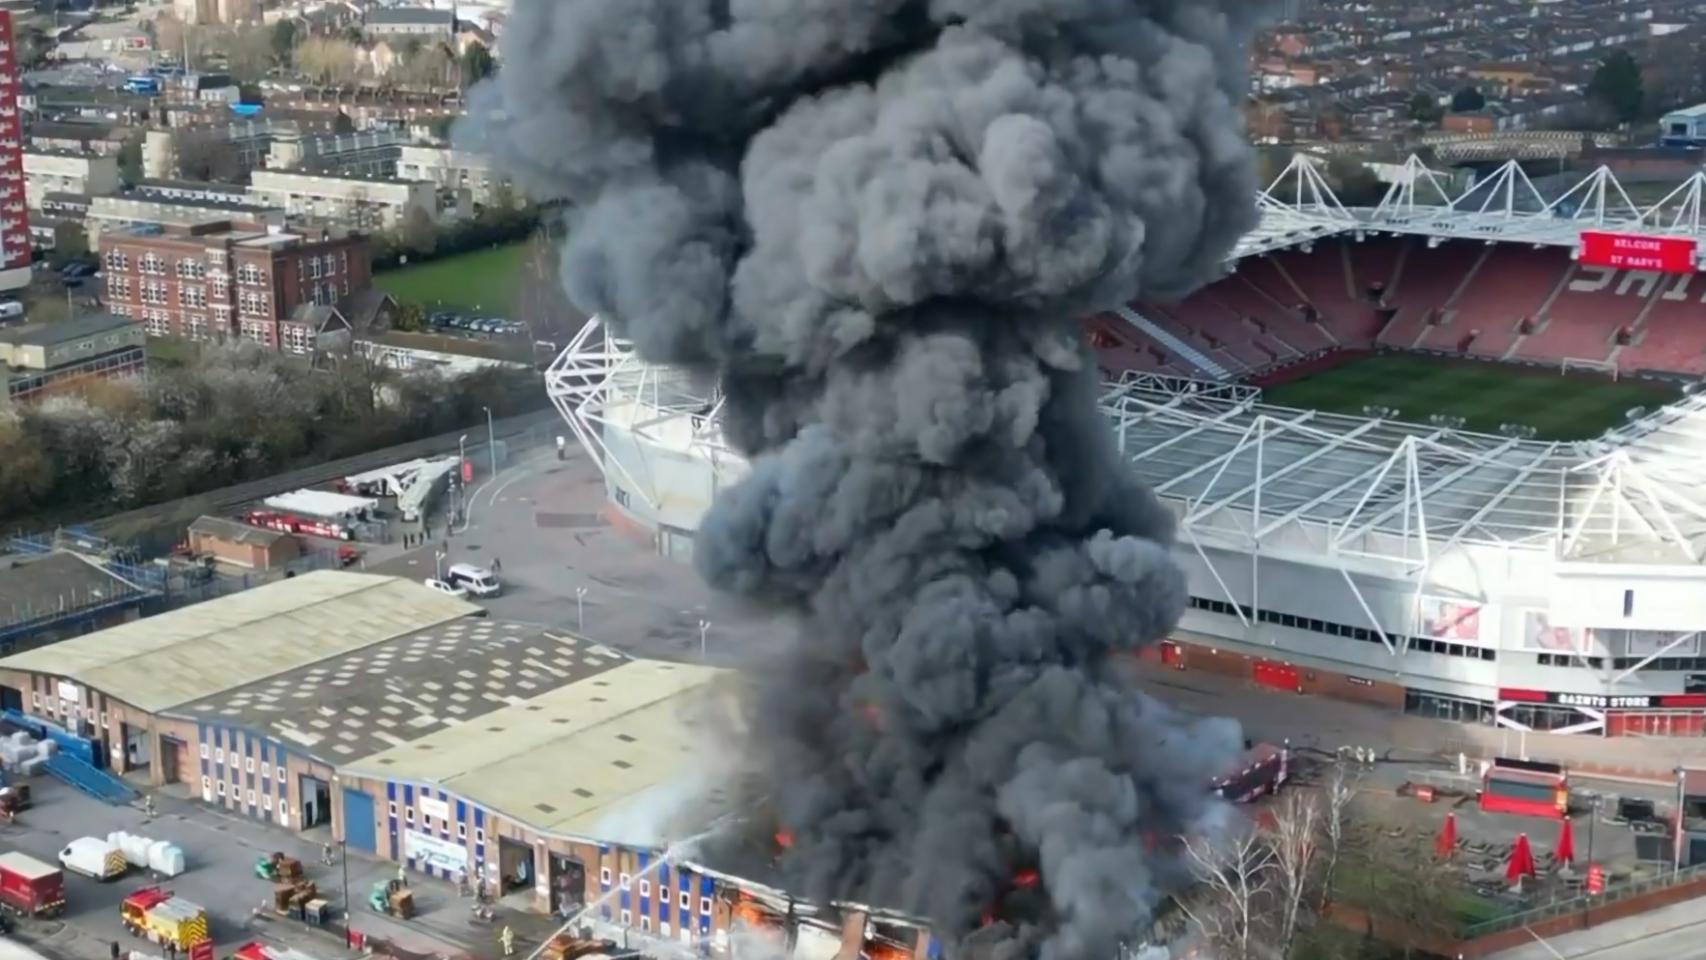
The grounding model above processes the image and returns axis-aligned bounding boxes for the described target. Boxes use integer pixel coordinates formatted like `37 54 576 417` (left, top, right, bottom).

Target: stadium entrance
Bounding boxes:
1497 689 1706 737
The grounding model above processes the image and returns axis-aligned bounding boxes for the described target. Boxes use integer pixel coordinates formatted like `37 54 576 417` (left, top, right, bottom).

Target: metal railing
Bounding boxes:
1460 861 1706 939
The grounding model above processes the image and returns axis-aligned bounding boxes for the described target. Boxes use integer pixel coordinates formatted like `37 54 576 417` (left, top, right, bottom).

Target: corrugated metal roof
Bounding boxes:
343 659 726 839
0 571 477 713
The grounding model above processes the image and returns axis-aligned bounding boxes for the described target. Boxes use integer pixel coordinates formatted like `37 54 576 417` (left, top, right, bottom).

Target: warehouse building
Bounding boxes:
0 571 940 959
0 571 475 801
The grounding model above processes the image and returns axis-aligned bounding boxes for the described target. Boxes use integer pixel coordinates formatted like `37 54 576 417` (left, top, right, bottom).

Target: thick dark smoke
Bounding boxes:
466 1 1261 956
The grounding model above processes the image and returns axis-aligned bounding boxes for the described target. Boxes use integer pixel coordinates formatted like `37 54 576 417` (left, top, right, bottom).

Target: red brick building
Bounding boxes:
98 221 372 353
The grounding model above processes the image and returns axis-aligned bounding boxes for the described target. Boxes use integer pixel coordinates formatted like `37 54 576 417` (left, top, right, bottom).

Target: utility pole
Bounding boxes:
483 406 497 479
341 838 351 948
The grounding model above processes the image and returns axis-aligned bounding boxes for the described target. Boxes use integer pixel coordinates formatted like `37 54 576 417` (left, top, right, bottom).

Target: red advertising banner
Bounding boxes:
1586 862 1604 895
190 942 213 960
1579 230 1698 273
461 458 474 483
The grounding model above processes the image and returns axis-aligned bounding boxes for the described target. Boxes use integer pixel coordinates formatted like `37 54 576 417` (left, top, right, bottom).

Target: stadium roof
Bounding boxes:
0 572 478 712
1099 373 1706 566
546 154 1706 570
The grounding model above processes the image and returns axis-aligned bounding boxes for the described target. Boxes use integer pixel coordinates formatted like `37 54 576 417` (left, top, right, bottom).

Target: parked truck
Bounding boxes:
0 852 65 917
121 887 210 951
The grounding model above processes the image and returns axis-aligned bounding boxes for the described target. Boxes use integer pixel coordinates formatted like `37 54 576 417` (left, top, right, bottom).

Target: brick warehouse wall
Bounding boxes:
191 721 334 831
335 772 737 942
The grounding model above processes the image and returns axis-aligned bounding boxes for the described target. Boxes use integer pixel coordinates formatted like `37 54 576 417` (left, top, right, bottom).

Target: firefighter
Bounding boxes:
500 926 515 957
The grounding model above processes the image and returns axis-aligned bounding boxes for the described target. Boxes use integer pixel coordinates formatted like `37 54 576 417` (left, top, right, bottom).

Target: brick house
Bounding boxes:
98 220 372 353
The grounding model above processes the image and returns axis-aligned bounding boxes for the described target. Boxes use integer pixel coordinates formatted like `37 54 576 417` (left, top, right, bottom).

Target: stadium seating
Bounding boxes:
1088 233 1706 382
1519 264 1646 365
1421 245 1564 358
1613 274 1706 375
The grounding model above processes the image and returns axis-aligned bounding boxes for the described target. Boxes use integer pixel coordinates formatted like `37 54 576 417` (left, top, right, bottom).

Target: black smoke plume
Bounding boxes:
466 1 1261 956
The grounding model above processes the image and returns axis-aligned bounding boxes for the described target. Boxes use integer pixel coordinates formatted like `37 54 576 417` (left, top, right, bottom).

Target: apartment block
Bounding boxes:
98 222 372 354
395 145 513 208
247 170 438 231
23 151 122 209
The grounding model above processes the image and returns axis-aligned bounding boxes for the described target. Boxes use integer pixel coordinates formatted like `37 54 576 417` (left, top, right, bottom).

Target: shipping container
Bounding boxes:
0 852 64 917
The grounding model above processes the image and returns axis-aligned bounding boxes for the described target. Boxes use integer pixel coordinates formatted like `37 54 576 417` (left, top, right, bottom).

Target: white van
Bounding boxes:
58 837 127 880
0 302 22 320
445 563 501 597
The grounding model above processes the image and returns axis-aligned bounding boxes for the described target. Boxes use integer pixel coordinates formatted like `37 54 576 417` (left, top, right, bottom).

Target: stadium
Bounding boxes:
547 153 1706 740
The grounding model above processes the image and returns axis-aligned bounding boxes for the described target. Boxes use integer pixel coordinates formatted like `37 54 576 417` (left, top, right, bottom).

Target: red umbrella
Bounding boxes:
1435 812 1457 860
1555 817 1576 867
1506 833 1538 882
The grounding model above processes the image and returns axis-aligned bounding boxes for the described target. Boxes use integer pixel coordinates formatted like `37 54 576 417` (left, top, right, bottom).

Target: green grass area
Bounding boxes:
1261 353 1676 441
146 335 202 368
375 242 529 316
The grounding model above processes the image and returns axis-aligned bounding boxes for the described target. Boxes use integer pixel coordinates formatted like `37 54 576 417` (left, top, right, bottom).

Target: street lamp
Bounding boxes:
482 406 498 479
698 620 710 661
575 587 587 633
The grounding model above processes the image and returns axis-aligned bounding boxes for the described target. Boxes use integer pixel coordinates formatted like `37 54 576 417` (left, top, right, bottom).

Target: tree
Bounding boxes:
295 37 361 86
270 18 299 65
394 301 425 332
116 136 143 186
171 131 244 182
0 415 53 515
1269 793 1322 957
220 25 276 83
1317 759 1357 911
1588 49 1644 124
48 222 90 269
1180 832 1274 960
399 205 439 256
461 41 495 86
1331 833 1462 959
1407 92 1442 124
1450 87 1485 112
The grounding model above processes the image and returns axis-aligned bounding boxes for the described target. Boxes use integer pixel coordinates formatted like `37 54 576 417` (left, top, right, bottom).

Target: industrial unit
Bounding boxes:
0 571 944 960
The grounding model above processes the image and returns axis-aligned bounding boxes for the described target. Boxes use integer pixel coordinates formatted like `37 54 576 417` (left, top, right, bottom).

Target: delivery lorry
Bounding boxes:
58 837 127 880
0 852 64 916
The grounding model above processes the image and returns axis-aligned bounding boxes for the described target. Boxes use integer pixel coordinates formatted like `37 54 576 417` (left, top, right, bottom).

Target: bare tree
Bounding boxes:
1268 792 1321 956
1318 758 1357 909
1180 832 1275 960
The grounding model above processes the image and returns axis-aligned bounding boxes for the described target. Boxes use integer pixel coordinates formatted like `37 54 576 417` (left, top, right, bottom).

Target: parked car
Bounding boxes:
422 578 469 599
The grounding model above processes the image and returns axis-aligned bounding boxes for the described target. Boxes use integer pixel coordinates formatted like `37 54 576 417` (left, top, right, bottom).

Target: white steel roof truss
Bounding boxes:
1187 419 1382 527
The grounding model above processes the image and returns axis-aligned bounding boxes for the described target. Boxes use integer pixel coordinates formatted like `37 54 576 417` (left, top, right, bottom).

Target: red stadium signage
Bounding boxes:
1578 230 1698 273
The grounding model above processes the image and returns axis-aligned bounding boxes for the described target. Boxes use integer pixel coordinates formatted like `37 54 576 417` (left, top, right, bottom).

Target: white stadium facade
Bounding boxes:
547 154 1706 740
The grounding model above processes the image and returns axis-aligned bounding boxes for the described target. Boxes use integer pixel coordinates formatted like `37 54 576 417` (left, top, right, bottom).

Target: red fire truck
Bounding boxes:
240 510 352 541
1211 742 1290 803
1479 757 1569 819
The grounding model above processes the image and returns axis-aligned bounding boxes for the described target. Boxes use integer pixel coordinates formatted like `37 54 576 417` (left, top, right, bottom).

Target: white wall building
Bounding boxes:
395 145 513 207
247 170 437 231
23 151 122 209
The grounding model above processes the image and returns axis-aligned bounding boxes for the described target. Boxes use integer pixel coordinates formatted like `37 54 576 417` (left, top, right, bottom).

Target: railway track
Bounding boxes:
86 409 561 550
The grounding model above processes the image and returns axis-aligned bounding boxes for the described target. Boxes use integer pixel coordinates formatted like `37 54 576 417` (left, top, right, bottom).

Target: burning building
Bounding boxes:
469 0 1266 956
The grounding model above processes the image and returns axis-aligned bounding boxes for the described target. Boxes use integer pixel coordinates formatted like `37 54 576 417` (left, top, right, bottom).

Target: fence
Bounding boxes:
1460 861 1706 940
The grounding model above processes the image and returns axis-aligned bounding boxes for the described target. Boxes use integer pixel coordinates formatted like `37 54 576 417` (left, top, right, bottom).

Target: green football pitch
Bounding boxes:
1259 353 1677 442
